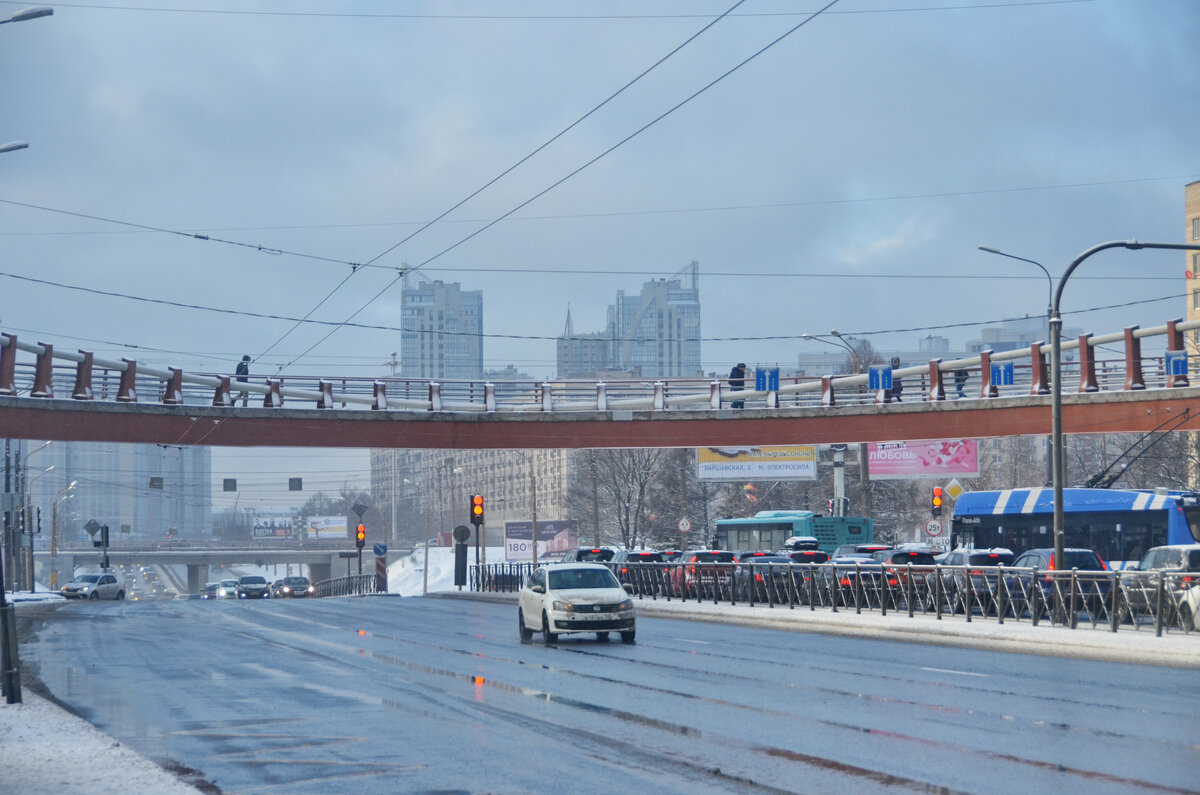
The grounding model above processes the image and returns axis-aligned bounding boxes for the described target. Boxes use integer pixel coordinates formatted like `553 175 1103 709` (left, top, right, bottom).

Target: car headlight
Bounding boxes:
552 600 572 611
306 586 315 593
281 587 290 593
617 599 633 611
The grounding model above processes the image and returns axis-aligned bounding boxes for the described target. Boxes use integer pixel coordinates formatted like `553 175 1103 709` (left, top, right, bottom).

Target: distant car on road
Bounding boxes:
937 548 1016 614
217 579 239 599
200 583 220 600
61 572 125 601
610 550 666 594
1006 548 1110 617
669 550 736 598
1122 544 1200 627
273 576 315 598
560 547 616 563
236 575 271 599
731 554 796 601
517 563 635 644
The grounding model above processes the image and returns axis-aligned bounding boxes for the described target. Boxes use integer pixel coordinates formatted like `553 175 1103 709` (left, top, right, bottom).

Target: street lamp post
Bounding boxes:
1050 240 1200 569
511 451 539 567
49 480 76 590
0 142 29 154
979 245 1055 486
802 332 861 374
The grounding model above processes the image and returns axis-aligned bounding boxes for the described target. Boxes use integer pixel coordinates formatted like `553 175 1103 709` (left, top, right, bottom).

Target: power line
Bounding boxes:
291 1 846 368
0 0 1099 21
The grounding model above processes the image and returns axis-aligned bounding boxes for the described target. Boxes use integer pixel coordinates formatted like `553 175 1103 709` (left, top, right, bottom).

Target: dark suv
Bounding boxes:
1007 548 1110 618
938 548 1016 614
611 550 666 594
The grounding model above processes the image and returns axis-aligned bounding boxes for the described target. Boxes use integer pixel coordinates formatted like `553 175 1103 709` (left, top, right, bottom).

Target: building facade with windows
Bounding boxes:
400 277 483 381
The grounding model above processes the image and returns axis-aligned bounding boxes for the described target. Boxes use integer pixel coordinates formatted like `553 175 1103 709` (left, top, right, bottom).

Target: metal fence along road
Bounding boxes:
314 573 381 598
470 560 1200 637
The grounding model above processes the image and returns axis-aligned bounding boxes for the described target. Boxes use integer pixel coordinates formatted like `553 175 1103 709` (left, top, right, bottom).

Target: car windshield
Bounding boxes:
71 575 100 584
1062 551 1104 570
240 576 268 585
548 568 620 590
284 577 310 586
221 580 238 587
625 553 663 562
882 552 937 565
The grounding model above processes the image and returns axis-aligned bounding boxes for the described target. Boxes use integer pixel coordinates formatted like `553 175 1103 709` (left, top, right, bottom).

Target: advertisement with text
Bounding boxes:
696 446 818 481
868 439 979 480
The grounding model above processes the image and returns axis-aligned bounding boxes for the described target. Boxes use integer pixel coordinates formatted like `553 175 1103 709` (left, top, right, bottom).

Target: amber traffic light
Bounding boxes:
931 487 944 517
470 494 484 527
355 523 366 548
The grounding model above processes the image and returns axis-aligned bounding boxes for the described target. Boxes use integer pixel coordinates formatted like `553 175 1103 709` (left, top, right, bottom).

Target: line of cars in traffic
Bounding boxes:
543 540 1200 630
60 563 173 601
199 574 315 600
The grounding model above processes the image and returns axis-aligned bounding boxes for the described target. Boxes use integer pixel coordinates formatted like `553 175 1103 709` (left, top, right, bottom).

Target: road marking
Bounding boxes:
920 667 989 678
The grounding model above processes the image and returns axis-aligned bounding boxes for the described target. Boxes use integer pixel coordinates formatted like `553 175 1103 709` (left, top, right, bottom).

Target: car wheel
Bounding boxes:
596 632 609 642
1178 602 1193 631
116 591 125 601
620 629 636 644
541 612 557 644
518 608 533 641
88 591 98 600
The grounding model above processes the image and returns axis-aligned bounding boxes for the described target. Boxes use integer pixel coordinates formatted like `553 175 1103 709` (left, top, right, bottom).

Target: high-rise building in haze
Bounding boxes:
557 262 701 378
400 277 483 380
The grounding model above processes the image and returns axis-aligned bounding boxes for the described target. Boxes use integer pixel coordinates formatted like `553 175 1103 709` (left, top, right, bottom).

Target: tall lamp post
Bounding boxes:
1050 240 1200 569
49 480 76 590
1 7 53 25
511 451 539 567
979 245 1055 486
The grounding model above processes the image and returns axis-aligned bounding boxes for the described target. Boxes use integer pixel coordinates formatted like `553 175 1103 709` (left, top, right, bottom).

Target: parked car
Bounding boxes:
937 548 1016 614
1006 548 1110 617
217 579 239 599
273 576 316 598
560 547 616 563
236 575 272 599
611 550 666 594
61 572 125 601
669 550 736 598
517 563 635 644
731 554 797 602
200 582 221 600
1122 544 1200 626
787 549 831 565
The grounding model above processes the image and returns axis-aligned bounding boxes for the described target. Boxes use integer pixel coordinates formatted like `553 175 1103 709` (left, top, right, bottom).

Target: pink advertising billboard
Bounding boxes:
867 439 979 480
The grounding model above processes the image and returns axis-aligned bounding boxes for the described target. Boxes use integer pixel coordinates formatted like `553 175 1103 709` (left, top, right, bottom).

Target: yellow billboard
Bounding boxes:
696 446 817 481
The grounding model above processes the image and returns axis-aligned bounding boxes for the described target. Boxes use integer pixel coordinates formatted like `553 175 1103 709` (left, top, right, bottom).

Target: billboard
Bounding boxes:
252 511 293 538
697 446 817 481
868 439 979 480
504 519 579 562
306 515 348 540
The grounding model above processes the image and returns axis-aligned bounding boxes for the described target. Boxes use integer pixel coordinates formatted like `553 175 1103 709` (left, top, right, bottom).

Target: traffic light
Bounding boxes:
470 494 484 527
355 523 366 549
931 487 944 517
742 483 757 503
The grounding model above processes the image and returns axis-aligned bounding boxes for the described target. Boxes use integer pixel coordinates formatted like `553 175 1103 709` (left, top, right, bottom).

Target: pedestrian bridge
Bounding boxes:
1 318 1197 449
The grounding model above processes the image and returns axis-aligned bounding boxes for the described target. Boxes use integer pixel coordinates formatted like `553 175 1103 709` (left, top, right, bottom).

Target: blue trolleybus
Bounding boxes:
714 510 875 554
951 488 1200 567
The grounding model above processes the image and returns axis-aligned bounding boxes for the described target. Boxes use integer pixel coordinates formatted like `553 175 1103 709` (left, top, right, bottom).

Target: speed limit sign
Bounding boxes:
678 518 691 533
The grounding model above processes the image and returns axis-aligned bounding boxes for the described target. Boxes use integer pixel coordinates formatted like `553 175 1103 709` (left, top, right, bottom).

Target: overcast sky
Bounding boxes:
2 0 1197 509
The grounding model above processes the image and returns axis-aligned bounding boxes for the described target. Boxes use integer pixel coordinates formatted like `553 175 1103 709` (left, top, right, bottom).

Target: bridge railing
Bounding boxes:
314 573 380 598
2 317 1194 413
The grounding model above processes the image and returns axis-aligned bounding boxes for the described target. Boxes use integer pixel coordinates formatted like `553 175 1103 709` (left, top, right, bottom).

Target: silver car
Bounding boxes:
61 572 126 601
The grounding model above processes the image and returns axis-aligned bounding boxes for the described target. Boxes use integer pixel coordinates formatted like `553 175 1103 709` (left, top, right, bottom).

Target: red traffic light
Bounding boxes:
470 494 484 526
355 523 366 548
931 487 944 516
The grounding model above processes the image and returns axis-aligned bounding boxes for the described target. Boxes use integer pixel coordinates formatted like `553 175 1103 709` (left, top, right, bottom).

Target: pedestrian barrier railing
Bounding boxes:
468 561 1199 636
1 316 1195 413
315 573 380 598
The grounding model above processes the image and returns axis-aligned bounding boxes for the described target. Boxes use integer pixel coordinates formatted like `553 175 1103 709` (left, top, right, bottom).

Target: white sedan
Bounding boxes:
518 563 635 644
61 572 126 601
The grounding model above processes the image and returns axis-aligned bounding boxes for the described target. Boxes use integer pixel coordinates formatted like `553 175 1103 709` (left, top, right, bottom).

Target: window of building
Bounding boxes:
1194 290 1200 310
1194 217 1200 240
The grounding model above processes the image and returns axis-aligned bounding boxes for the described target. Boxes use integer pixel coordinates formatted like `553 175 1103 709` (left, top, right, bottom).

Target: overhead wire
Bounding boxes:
287 0 846 369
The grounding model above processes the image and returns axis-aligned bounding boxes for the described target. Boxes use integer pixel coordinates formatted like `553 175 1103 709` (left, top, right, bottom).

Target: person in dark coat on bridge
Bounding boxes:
729 362 746 409
236 355 250 406
889 357 904 402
